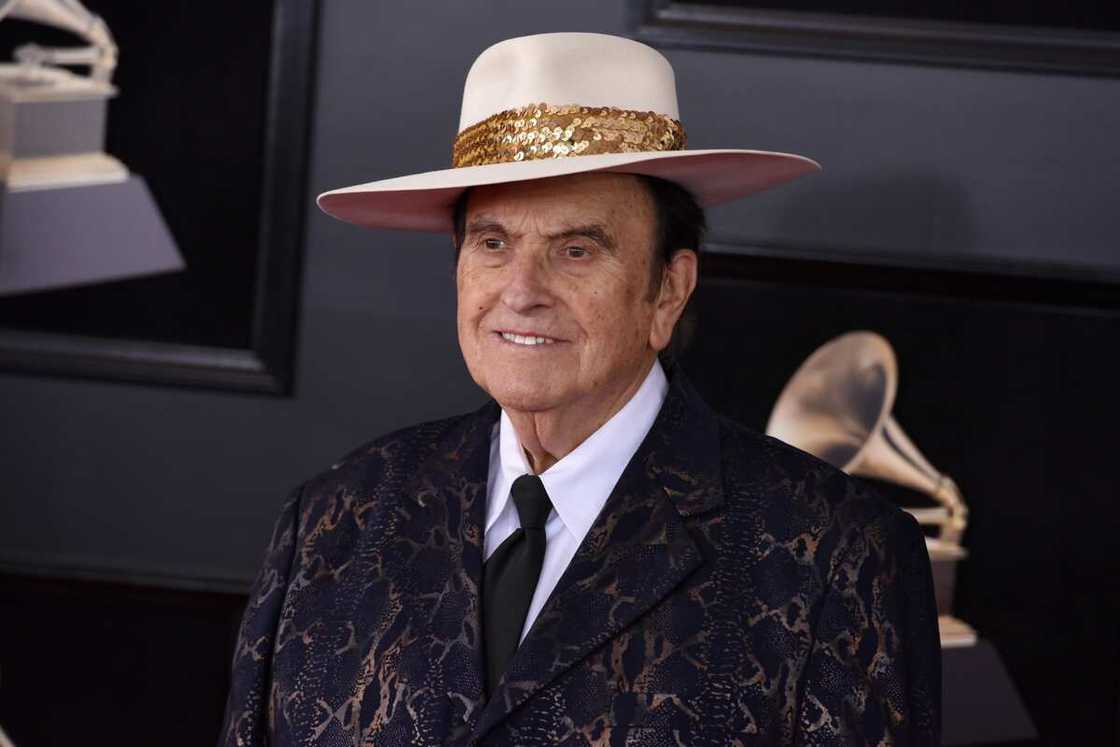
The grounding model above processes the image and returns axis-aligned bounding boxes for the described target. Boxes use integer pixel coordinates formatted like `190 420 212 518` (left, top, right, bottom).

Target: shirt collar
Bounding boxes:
486 359 669 540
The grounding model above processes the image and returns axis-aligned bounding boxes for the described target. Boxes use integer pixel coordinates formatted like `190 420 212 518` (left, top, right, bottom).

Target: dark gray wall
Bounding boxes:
1 0 1117 592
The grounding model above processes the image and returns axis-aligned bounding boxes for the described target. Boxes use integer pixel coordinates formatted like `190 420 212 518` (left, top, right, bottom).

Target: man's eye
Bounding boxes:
563 245 589 259
483 238 505 250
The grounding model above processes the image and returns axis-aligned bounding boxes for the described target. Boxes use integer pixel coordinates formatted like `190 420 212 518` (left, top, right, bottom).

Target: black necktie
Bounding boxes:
482 474 553 695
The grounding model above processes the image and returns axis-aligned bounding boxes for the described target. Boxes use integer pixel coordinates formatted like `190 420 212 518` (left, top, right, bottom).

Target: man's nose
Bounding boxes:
500 251 552 313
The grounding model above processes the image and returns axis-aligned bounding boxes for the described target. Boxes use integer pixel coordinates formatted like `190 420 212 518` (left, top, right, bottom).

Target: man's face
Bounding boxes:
456 172 670 419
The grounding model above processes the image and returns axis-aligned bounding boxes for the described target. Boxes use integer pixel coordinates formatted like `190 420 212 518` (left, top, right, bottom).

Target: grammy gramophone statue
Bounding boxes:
0 0 181 295
0 0 121 189
766 331 977 648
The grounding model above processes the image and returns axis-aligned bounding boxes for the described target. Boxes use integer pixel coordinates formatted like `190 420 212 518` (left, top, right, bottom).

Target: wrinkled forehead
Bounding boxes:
462 172 656 237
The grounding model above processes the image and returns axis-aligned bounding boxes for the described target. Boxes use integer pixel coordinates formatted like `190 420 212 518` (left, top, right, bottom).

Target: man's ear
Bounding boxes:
649 248 698 352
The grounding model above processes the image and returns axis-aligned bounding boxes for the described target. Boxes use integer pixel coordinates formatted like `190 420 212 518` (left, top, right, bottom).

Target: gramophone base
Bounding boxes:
939 614 978 648
0 174 182 296
942 639 1037 744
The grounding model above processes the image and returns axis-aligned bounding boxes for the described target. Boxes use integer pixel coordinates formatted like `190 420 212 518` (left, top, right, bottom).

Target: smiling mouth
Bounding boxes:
497 331 559 346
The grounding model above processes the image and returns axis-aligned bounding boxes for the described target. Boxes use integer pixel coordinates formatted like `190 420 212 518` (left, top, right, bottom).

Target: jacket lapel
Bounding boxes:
389 400 498 736
473 372 725 740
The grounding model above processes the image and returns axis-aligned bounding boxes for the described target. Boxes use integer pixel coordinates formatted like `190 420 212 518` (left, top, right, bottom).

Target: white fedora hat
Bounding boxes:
317 32 819 233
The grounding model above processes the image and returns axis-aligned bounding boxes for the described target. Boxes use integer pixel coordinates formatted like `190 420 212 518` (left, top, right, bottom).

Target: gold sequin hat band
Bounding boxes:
452 103 687 169
318 33 820 233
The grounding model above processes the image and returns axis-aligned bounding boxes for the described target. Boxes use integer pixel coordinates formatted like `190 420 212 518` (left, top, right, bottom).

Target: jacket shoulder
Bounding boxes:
714 415 917 572
299 410 483 502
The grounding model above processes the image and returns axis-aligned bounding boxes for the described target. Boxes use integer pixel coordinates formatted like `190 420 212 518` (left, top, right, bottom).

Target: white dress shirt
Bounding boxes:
483 359 669 643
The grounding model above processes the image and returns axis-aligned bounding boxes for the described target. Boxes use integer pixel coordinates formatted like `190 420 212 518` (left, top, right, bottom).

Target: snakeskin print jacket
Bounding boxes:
221 372 941 746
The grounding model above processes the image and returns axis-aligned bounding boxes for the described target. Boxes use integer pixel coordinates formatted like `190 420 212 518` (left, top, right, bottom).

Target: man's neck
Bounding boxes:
504 359 658 474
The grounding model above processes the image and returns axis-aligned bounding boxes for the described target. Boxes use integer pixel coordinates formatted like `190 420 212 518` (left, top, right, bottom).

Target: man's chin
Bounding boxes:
484 382 568 415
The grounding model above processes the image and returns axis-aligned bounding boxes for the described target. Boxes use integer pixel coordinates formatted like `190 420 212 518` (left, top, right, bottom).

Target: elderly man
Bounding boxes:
222 33 940 746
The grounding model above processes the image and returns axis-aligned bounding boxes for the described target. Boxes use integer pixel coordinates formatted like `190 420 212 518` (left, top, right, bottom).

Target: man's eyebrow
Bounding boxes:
464 218 509 237
462 219 616 252
547 224 616 252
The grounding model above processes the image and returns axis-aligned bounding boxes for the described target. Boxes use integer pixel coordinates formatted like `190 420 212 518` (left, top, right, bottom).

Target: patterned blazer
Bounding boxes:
221 372 941 746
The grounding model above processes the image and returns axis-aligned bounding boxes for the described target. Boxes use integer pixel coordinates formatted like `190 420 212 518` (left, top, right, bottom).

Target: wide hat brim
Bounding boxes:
317 148 819 233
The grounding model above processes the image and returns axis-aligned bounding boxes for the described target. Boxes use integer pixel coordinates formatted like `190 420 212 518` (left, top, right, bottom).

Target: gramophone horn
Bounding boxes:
765 331 968 545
